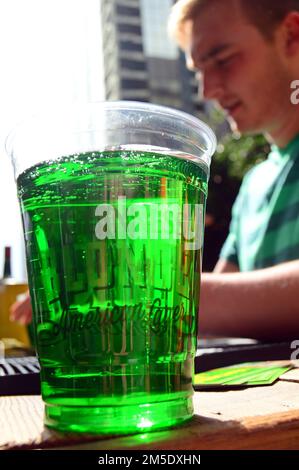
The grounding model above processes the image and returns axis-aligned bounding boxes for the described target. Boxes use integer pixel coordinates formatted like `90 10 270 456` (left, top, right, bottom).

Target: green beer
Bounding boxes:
17 149 208 434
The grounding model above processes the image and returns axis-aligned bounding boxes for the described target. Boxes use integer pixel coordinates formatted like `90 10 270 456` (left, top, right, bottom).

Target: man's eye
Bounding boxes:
216 56 234 67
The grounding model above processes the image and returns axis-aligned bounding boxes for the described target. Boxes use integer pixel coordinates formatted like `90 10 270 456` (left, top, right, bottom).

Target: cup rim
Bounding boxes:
91 101 217 158
6 100 216 155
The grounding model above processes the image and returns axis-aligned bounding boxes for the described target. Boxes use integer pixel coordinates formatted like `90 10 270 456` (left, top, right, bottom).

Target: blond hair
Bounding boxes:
168 0 299 46
168 0 206 47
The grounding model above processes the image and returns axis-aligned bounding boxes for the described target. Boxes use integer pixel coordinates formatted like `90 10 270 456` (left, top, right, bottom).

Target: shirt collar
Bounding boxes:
269 134 299 163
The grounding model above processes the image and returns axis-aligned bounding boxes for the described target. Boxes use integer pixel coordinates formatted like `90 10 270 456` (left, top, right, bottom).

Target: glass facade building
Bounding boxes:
100 0 206 116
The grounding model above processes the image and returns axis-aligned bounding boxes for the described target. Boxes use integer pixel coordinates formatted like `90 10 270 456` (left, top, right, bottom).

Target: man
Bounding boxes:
168 0 299 339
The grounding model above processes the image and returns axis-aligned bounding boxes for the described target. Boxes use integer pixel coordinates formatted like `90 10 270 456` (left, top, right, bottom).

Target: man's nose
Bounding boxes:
201 71 224 102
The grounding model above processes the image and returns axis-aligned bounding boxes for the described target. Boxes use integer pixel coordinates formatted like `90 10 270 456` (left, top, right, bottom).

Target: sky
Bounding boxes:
0 0 104 280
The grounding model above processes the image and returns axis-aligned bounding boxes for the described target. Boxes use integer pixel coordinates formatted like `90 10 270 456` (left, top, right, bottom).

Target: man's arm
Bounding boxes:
199 260 299 341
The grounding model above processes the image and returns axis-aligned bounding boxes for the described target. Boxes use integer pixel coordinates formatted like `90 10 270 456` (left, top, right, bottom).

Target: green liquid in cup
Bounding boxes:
17 150 208 434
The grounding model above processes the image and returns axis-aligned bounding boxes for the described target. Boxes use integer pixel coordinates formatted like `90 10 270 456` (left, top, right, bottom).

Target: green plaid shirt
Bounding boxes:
220 134 299 271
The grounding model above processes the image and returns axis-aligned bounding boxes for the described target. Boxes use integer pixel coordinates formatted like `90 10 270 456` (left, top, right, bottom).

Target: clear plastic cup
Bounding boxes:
6 101 216 434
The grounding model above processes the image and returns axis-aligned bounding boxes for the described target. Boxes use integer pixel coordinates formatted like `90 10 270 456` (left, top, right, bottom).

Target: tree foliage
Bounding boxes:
203 132 270 271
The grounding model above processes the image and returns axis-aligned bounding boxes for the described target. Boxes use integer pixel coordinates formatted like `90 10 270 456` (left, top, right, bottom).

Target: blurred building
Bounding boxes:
100 0 206 117
100 0 234 272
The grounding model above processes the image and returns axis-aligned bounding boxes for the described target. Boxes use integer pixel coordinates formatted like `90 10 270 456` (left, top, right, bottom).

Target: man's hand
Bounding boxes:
10 292 32 325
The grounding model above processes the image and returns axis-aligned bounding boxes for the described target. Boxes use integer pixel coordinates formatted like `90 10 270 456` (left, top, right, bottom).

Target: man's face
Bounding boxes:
185 1 292 135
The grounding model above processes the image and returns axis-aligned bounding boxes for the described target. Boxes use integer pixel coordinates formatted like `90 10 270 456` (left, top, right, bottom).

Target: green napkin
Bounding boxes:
194 361 293 389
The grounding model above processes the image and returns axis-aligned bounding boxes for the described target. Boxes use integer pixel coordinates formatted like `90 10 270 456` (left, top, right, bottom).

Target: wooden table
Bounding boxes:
2 367 299 450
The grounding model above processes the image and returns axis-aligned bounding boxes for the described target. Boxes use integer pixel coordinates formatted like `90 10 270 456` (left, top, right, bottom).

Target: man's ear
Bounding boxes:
281 11 299 57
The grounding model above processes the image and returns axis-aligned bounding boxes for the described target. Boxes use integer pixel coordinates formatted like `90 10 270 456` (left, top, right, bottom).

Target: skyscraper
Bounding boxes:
101 0 149 101
100 0 205 116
